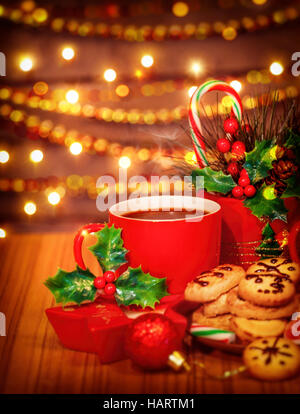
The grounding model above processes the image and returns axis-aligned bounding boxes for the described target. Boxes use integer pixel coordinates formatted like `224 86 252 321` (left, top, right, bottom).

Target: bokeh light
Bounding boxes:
48 191 61 205
172 2 189 17
65 89 79 104
119 156 131 169
230 80 242 92
19 57 33 72
115 84 130 97
190 62 203 76
69 142 83 155
30 149 44 163
141 55 154 68
104 69 117 82
184 151 197 165
269 61 284 75
0 228 6 238
0 150 9 164
252 0 267 5
24 201 37 215
62 46 75 61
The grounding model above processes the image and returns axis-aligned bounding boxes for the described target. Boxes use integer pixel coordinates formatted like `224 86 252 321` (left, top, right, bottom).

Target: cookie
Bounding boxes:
202 290 232 317
227 287 299 320
238 272 295 307
230 317 286 342
247 258 300 284
192 307 232 331
185 264 245 303
243 337 300 381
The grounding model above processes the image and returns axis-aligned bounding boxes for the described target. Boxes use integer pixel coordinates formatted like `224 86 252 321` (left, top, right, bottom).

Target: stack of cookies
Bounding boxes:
185 258 300 343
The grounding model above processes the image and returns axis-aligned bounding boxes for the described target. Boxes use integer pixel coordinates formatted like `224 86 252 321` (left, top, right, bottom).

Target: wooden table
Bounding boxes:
0 232 299 394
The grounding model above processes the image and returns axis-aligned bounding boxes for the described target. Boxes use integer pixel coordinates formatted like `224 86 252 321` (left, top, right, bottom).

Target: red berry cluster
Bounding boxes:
216 117 256 199
94 271 116 295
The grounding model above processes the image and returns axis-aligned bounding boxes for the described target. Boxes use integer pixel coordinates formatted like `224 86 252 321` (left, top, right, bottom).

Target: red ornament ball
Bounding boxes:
244 185 256 198
104 270 115 283
223 117 239 135
217 138 231 153
231 141 246 156
240 168 249 178
94 276 106 289
104 283 116 295
227 162 239 177
125 313 181 370
232 185 244 199
238 175 250 187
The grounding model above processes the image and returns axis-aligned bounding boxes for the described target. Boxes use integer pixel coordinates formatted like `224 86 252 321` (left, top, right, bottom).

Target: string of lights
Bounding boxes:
0 3 298 42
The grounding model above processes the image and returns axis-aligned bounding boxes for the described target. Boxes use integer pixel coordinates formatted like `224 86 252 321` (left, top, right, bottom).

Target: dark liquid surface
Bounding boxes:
120 208 209 221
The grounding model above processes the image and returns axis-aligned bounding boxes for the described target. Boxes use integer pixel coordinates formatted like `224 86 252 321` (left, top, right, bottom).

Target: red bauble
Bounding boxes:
238 176 250 187
232 186 244 198
217 138 231 153
125 313 181 370
94 276 106 289
244 185 256 197
231 141 246 156
223 117 239 135
104 283 116 295
104 270 115 283
227 162 239 177
240 168 249 178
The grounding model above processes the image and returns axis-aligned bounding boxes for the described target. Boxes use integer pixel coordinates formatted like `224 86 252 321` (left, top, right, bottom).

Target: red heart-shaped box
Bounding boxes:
46 295 187 363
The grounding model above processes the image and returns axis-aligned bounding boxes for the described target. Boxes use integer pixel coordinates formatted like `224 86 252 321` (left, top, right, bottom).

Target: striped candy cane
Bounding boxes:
189 79 243 168
190 323 236 344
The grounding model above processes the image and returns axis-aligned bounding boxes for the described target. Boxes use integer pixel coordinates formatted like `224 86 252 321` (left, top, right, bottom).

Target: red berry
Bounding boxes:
227 162 239 177
244 185 256 198
94 276 106 289
224 117 239 135
217 138 231 153
232 186 244 199
231 141 246 156
240 168 249 178
104 283 116 295
104 270 115 283
238 176 250 187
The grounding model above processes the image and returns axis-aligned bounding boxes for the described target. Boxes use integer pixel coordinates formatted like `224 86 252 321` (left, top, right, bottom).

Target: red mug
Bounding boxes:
107 195 221 294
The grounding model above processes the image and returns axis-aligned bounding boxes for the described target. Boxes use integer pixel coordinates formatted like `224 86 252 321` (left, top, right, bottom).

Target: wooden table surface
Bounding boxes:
0 232 300 394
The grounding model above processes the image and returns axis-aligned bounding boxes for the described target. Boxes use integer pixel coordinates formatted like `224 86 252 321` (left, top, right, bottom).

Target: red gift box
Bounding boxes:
46 294 187 363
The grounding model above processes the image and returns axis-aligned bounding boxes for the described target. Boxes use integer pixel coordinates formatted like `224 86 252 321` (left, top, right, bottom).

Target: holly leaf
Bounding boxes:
243 184 288 222
192 167 236 194
115 266 168 309
281 176 300 199
89 224 128 272
244 139 277 183
44 266 96 305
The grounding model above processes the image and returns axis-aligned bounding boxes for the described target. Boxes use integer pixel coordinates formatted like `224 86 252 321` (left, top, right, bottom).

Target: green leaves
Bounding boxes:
44 266 96 305
192 167 236 194
115 266 168 309
281 176 300 199
243 184 288 222
89 224 128 272
244 139 277 184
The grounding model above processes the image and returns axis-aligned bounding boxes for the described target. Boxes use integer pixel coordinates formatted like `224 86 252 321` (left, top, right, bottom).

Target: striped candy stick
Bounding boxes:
190 323 236 344
188 79 243 168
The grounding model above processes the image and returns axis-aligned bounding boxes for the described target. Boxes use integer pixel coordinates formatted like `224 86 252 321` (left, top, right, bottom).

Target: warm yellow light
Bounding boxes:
188 86 197 97
62 46 75 61
184 151 197 165
104 69 117 82
115 84 130 97
65 89 79 104
0 150 9 164
19 57 33 72
0 228 6 238
135 69 143 78
30 149 43 163
48 191 61 205
119 156 131 169
270 61 284 76
69 142 83 155
172 2 189 17
252 0 267 5
24 201 37 215
141 55 154 68
191 62 203 76
230 80 242 92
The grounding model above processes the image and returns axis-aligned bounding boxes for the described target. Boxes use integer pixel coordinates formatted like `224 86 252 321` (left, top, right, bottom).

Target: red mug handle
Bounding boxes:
74 223 106 270
289 220 300 263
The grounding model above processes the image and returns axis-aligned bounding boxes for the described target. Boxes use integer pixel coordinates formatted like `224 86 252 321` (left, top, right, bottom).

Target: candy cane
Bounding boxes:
189 79 243 168
190 323 236 344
